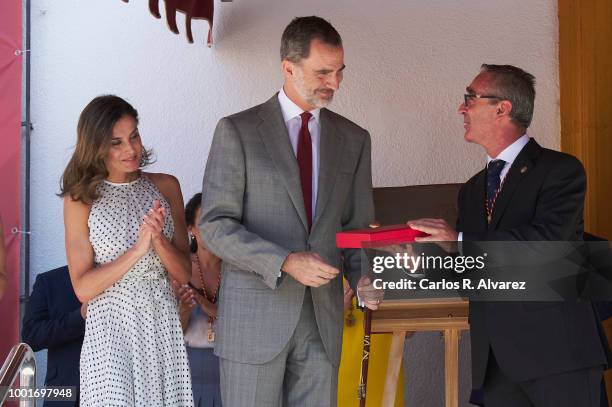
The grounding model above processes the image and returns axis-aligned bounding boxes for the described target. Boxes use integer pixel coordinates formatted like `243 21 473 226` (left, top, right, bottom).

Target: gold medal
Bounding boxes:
192 253 220 344
207 325 215 342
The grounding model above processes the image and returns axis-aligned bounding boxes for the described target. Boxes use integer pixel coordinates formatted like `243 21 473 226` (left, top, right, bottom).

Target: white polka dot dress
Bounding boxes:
80 175 194 406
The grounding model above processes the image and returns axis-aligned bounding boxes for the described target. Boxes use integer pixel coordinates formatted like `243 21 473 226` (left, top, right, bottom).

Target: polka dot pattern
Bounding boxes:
80 175 194 406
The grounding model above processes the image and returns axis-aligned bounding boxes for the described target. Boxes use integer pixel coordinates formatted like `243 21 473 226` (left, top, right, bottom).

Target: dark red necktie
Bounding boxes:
297 111 313 230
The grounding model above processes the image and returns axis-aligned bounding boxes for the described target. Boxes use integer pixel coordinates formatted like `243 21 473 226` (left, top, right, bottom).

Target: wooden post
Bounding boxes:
381 331 407 407
444 329 460 407
371 299 469 407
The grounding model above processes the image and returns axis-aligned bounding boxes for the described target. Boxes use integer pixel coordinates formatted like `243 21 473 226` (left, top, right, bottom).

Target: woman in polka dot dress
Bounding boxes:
61 95 194 406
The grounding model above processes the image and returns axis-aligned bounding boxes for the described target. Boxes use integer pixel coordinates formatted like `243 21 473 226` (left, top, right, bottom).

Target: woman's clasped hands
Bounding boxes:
135 199 167 256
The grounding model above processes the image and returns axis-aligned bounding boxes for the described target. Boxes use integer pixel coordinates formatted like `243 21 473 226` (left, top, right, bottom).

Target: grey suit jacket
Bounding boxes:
200 94 374 366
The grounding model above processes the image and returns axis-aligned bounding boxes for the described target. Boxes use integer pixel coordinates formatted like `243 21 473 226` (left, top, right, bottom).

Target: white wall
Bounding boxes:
29 0 559 405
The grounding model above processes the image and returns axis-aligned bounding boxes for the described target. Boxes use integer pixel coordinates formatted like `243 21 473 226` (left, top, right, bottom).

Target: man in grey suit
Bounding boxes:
200 16 379 407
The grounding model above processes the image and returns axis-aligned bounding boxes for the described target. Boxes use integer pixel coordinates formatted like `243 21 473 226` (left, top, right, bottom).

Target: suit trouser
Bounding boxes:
483 349 603 407
219 289 337 407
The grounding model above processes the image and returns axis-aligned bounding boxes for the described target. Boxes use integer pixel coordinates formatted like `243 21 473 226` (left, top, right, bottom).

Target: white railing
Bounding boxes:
0 343 36 407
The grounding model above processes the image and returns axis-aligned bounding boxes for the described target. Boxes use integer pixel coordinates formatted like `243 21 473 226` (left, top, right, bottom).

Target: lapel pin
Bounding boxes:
520 166 528 174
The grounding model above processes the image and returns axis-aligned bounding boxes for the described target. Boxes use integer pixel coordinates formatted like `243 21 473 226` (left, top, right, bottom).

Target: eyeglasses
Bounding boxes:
463 93 502 107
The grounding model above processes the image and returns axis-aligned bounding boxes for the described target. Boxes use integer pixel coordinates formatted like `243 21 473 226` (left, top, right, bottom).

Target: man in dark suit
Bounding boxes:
22 265 85 406
409 64 609 406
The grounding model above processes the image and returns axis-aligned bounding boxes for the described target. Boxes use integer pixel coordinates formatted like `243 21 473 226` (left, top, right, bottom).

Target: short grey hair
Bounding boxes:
481 64 536 129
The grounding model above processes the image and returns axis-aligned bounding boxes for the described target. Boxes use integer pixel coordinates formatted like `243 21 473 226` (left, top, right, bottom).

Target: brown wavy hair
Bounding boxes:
59 95 154 204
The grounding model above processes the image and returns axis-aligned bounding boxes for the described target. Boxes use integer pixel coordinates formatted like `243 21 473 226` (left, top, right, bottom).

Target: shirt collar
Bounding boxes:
487 134 530 165
278 86 321 124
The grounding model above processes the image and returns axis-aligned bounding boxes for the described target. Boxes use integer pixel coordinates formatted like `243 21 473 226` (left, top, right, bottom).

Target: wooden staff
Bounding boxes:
358 307 372 407
358 222 382 406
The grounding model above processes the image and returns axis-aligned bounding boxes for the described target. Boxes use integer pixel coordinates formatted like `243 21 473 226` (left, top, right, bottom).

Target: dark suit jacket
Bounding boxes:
458 138 609 386
21 266 84 406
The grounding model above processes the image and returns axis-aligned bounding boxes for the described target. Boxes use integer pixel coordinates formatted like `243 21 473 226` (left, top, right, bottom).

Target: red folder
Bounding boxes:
336 224 427 248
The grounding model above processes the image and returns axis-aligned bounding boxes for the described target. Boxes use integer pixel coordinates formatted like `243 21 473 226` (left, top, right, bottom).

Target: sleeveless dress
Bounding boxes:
80 175 194 406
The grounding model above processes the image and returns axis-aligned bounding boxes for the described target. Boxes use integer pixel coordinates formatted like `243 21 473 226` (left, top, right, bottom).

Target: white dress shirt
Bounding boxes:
278 87 321 221
458 134 530 241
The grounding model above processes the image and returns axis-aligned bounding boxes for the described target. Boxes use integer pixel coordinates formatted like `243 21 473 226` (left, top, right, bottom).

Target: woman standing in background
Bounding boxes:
174 192 222 407
61 95 193 406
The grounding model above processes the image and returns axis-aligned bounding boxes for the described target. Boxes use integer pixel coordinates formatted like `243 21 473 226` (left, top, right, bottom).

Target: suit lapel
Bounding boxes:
312 109 343 232
257 95 310 232
490 139 541 228
470 169 488 230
